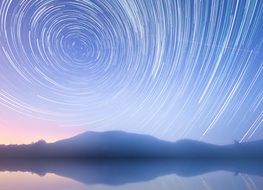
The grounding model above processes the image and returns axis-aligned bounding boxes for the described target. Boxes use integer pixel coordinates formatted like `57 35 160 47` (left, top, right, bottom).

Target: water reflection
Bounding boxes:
0 159 263 189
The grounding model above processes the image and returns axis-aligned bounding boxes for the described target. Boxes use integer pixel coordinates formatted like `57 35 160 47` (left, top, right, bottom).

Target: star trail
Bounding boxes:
0 0 263 144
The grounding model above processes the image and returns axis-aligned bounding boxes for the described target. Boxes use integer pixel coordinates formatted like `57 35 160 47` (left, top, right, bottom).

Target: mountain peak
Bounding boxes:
0 131 263 159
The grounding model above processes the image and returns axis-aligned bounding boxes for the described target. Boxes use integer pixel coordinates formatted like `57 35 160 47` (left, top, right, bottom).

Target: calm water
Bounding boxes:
0 159 263 190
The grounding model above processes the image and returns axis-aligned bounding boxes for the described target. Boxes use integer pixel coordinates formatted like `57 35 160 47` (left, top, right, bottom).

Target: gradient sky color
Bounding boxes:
0 0 263 144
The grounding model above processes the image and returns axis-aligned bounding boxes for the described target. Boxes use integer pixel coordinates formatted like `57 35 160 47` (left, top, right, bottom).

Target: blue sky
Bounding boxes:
0 0 262 144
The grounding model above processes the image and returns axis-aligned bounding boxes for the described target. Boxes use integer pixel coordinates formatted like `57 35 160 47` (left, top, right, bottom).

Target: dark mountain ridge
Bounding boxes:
0 131 263 158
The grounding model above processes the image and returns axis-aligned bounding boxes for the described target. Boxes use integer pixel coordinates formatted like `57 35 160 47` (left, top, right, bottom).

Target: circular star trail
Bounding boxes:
0 0 263 144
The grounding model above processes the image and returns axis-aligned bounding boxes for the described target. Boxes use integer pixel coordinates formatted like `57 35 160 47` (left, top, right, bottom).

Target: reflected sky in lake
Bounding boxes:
0 160 263 190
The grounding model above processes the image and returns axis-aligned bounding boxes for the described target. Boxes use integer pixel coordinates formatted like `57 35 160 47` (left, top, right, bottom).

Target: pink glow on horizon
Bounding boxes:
0 124 83 145
0 110 85 145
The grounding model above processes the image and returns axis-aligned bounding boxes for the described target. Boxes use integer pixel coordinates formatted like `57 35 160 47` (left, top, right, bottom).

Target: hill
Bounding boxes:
0 131 263 158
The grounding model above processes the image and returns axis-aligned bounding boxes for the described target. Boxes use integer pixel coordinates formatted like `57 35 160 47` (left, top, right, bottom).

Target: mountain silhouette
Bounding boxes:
0 131 263 158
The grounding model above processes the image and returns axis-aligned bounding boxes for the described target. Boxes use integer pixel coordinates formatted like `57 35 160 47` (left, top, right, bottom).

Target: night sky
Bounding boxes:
0 0 262 144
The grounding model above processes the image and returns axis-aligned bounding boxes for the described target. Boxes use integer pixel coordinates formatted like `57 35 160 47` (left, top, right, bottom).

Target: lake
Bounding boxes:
0 159 262 190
